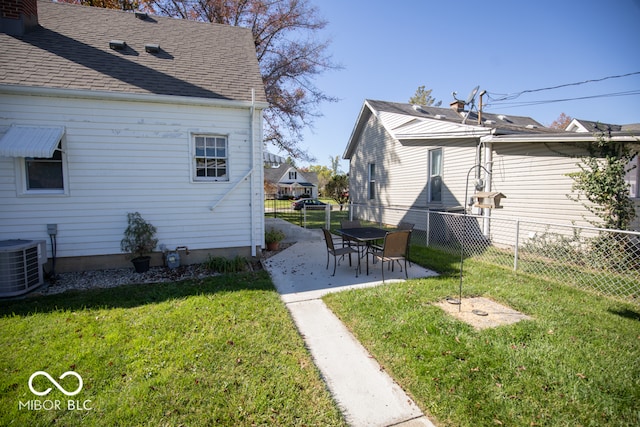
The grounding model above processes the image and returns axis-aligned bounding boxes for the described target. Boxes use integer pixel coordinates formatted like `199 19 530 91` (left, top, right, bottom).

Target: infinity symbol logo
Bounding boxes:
28 371 83 396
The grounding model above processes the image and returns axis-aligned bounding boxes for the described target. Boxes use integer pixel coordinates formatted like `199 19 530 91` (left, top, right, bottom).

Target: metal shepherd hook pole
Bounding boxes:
459 164 491 311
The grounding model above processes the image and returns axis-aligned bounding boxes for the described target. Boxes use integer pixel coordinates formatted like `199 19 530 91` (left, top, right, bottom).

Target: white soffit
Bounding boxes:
0 125 64 158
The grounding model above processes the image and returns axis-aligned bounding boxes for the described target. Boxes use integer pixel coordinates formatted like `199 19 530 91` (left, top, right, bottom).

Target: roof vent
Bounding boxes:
412 105 427 114
135 11 148 20
484 119 496 125
434 114 445 120
498 114 509 121
109 40 127 50
145 43 160 53
526 124 538 129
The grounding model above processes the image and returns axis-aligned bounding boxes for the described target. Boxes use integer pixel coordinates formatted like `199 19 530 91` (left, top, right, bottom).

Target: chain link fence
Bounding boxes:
267 199 640 304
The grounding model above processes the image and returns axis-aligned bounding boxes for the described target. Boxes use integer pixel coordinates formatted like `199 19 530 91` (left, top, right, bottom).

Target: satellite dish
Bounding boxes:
465 85 480 106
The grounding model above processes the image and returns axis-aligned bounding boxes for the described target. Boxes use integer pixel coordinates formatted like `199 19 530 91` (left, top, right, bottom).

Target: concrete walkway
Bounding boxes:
262 219 437 427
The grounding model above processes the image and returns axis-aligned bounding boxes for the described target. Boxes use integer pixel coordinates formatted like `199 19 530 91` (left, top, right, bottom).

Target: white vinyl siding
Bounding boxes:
489 141 597 226
0 92 264 259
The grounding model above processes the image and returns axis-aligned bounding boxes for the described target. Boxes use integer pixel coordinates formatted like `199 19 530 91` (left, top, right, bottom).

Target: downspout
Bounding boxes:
483 137 494 237
250 88 257 257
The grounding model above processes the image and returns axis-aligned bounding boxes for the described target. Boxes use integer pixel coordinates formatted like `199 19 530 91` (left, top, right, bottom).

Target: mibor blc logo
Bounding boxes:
29 371 83 396
19 370 92 411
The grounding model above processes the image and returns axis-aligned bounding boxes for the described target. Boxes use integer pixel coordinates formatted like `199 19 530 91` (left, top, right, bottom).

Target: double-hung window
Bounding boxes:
25 141 65 192
368 163 376 200
193 135 228 181
428 148 442 203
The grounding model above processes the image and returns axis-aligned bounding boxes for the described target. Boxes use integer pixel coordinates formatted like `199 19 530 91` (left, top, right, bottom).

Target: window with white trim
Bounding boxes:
368 163 376 200
20 140 67 195
428 148 442 203
193 135 228 181
288 171 297 180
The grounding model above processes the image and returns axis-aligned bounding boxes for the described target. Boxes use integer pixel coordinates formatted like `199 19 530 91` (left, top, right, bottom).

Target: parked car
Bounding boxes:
292 198 331 210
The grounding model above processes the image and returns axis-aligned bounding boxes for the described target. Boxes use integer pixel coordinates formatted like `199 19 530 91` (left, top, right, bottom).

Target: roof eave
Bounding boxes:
0 84 269 109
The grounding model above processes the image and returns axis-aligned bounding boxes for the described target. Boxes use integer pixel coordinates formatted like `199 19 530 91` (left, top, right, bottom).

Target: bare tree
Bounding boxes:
141 0 339 161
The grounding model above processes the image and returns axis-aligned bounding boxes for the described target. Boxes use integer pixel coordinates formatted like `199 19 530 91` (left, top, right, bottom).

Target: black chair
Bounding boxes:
322 228 359 276
340 219 366 255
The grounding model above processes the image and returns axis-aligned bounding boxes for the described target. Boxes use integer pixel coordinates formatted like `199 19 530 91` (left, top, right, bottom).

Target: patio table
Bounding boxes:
336 227 388 275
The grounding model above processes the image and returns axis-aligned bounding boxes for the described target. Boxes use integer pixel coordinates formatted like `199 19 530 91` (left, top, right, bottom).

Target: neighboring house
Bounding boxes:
0 0 269 272
343 99 640 240
264 164 318 199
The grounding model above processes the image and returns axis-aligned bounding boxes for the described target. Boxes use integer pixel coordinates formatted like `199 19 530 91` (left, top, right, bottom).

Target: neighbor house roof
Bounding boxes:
344 99 547 158
0 0 267 104
344 99 640 159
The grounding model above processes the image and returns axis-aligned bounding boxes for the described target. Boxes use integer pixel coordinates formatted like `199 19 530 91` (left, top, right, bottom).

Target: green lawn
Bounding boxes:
323 246 640 426
0 271 345 426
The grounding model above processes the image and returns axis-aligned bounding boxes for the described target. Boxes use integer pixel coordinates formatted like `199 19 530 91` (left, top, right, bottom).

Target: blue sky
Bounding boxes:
282 0 640 171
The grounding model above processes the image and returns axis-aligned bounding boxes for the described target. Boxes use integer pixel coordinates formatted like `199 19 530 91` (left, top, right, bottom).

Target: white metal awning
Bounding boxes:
0 125 64 158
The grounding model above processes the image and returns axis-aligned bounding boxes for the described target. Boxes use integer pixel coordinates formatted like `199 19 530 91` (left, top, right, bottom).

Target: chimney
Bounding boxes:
0 0 38 36
450 100 465 113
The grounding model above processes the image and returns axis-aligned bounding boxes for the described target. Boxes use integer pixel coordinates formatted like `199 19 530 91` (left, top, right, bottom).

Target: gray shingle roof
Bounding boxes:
366 99 546 132
0 0 266 103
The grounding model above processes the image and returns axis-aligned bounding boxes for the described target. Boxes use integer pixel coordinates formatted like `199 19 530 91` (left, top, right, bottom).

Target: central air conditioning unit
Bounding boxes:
0 240 47 297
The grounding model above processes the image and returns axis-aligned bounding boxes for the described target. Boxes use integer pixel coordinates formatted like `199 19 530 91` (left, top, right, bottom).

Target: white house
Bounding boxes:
0 0 269 273
264 164 319 199
343 99 640 241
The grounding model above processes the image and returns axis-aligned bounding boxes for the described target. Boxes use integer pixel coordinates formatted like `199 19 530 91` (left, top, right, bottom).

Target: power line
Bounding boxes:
484 90 640 110
486 71 640 103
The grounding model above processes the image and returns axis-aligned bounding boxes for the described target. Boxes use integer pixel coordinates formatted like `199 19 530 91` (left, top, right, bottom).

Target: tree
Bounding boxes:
307 164 331 195
567 133 637 230
329 155 342 175
139 0 338 161
549 113 572 130
408 85 442 107
325 174 349 209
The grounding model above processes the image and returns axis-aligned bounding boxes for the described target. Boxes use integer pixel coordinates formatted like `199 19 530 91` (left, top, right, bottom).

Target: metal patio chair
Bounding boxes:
340 219 366 255
322 228 359 276
397 222 414 266
369 230 411 282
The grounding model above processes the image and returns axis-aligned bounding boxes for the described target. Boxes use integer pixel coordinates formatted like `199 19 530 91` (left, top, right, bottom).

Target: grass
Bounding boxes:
0 271 345 426
323 246 640 426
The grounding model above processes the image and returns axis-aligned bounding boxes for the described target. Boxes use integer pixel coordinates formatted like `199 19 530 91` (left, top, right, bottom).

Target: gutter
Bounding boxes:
480 132 639 144
0 84 270 109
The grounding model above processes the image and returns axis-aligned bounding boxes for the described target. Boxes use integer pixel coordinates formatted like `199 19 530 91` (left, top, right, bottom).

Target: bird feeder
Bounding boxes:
472 191 506 209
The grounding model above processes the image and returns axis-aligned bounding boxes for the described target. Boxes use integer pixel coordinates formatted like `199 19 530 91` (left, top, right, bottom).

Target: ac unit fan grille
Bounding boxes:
0 240 46 297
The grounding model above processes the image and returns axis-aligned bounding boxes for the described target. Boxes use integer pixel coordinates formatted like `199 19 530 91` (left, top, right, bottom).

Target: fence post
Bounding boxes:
302 205 307 228
514 219 519 271
325 203 330 229
426 209 430 247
